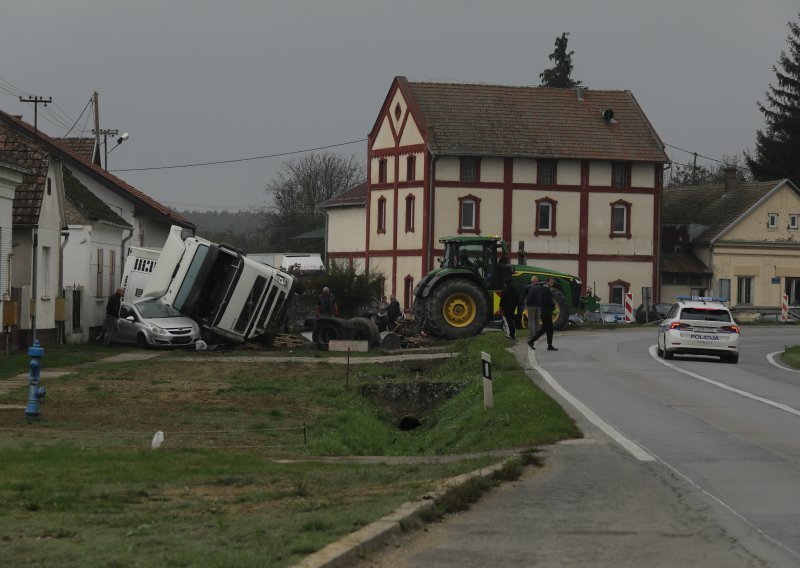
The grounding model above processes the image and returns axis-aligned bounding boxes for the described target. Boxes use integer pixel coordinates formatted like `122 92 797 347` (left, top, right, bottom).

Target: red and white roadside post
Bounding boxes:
624 292 634 323
781 294 789 322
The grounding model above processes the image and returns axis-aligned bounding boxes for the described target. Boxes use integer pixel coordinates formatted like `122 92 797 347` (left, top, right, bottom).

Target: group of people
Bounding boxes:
499 275 559 351
316 287 403 330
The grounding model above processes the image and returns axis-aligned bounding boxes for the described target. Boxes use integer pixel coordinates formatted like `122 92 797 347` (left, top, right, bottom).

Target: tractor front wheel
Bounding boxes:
425 279 489 338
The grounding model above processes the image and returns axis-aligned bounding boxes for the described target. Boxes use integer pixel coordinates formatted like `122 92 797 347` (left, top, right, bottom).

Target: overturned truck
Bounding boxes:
127 226 299 345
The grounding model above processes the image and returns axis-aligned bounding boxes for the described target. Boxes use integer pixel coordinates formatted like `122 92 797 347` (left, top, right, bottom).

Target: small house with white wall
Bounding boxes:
662 171 800 312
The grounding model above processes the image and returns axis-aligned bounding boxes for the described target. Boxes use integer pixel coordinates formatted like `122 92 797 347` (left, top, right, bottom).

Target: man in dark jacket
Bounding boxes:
387 294 402 330
102 287 124 346
499 278 518 339
530 278 558 351
522 276 542 344
316 287 339 317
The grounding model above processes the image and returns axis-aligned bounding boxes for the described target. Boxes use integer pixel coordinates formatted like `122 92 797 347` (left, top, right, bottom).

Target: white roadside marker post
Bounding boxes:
482 351 493 409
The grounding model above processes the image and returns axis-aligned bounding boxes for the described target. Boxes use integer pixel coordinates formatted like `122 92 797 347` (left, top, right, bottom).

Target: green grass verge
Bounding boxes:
782 345 800 369
0 344 139 379
0 333 578 566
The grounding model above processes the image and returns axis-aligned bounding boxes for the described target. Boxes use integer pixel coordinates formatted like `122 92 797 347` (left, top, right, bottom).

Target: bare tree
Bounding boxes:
263 152 364 251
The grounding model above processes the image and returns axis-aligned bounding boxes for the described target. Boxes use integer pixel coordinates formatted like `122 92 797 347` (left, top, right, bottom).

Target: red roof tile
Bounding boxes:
320 181 367 208
403 80 668 163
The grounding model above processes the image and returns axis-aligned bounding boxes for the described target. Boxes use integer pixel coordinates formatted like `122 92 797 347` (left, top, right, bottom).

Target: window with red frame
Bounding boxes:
404 275 414 311
405 194 415 232
458 195 480 233
460 157 480 182
609 199 632 238
406 155 416 181
537 159 556 185
378 159 388 184
535 197 557 236
377 196 387 233
612 162 631 188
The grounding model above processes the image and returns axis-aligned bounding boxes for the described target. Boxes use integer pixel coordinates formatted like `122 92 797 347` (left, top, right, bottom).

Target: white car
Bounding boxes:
657 297 740 363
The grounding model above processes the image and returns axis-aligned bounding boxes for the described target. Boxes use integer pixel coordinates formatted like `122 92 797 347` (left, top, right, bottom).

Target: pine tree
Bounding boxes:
745 14 800 185
539 33 581 88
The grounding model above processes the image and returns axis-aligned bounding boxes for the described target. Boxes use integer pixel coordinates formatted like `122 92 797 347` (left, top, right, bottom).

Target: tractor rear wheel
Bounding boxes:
425 279 489 338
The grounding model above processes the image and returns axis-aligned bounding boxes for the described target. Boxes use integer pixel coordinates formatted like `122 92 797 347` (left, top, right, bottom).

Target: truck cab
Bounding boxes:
142 226 297 344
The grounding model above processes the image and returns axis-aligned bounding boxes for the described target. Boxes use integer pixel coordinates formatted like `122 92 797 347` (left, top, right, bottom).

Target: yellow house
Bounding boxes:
662 173 800 309
327 77 670 310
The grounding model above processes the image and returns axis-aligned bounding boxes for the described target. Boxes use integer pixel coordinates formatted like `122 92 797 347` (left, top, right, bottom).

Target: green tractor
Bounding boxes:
413 236 583 338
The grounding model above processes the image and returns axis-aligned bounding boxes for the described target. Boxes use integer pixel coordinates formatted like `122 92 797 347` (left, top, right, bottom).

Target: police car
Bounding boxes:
657 296 740 363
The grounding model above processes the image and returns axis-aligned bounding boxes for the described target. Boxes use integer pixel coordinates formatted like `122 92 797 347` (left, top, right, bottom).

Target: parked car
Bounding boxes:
584 303 627 324
657 297 739 363
635 302 673 323
115 297 201 348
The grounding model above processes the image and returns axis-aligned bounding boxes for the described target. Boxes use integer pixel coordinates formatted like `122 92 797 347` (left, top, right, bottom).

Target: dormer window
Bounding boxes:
767 213 778 229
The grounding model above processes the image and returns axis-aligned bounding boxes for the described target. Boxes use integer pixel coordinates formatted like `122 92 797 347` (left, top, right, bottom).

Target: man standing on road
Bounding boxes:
522 276 542 344
499 278 518 340
530 278 558 351
316 286 339 317
102 287 124 346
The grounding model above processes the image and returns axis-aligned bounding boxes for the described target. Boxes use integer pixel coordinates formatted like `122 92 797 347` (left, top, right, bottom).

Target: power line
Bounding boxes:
110 138 366 172
664 143 730 165
60 98 92 138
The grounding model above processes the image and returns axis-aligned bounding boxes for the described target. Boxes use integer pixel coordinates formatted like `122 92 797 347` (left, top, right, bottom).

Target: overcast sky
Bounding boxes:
1 1 797 212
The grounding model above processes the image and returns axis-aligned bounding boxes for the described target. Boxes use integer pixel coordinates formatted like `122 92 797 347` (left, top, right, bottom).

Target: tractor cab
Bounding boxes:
440 237 510 291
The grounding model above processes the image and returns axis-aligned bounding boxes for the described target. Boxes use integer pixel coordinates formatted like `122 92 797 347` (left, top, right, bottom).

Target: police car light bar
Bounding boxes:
676 295 728 303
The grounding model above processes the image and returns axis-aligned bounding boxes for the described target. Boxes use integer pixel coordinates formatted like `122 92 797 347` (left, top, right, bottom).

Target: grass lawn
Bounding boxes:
782 345 800 369
0 343 141 380
0 333 579 567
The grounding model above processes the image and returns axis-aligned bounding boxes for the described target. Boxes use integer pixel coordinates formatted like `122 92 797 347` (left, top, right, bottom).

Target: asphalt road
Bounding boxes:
359 326 800 567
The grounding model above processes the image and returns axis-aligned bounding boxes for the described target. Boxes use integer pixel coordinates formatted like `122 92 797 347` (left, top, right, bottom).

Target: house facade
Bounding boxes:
0 153 25 332
321 182 367 268
0 111 195 346
331 77 670 310
662 173 800 309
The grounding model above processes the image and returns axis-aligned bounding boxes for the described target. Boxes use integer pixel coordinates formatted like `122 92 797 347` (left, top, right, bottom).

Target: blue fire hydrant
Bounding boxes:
24 340 46 421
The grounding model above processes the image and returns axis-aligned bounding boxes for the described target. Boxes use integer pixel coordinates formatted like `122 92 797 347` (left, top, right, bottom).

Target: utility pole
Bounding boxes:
93 129 119 170
93 91 101 166
692 152 698 186
18 96 52 137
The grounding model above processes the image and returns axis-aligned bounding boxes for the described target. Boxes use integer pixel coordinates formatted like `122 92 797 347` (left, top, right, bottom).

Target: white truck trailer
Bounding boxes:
123 226 299 344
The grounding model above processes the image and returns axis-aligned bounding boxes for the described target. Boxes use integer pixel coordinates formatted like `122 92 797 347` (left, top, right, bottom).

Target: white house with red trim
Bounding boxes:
326 77 670 311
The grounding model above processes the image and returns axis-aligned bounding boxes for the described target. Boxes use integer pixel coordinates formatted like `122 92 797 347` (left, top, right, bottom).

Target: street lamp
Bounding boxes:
94 129 130 169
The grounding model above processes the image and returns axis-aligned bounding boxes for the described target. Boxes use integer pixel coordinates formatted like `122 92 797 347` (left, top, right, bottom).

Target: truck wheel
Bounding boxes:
426 279 489 338
312 318 354 349
351 317 380 346
552 300 569 330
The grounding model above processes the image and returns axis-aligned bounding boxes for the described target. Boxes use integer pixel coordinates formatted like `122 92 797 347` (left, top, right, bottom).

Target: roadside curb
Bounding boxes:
291 458 514 568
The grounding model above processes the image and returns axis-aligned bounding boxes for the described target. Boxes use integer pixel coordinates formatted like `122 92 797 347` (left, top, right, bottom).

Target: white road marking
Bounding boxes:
527 349 655 462
766 350 800 373
649 345 800 418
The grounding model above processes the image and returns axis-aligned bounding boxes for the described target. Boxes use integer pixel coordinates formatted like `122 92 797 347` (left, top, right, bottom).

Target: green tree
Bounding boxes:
539 32 581 88
264 152 365 251
308 261 385 319
745 14 800 186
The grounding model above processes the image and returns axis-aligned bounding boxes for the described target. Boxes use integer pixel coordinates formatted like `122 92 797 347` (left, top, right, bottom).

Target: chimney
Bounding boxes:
576 86 584 102
724 166 737 191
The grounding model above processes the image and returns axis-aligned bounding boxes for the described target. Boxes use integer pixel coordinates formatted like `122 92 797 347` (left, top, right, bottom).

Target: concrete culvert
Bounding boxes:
398 414 422 431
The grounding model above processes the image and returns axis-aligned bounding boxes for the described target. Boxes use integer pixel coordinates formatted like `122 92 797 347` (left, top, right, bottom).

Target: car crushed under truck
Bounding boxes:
414 236 583 339
127 225 300 345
